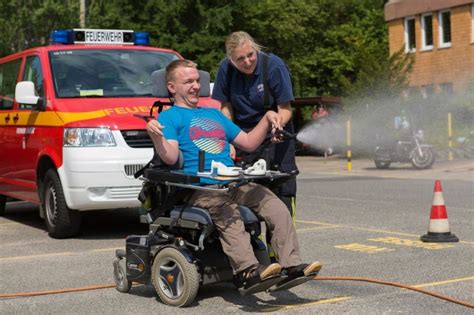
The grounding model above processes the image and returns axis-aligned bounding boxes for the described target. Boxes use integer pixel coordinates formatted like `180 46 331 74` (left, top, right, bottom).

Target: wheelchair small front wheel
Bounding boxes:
113 258 131 293
151 247 199 307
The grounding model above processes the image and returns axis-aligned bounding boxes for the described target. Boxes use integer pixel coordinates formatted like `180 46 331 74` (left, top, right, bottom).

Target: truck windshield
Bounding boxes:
49 49 179 98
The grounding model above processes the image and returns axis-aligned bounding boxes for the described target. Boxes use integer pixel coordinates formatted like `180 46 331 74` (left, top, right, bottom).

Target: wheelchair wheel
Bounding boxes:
151 247 199 307
113 258 131 293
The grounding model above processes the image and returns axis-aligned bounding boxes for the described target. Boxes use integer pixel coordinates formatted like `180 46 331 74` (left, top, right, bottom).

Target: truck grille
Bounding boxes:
121 130 153 148
109 186 143 199
124 164 146 177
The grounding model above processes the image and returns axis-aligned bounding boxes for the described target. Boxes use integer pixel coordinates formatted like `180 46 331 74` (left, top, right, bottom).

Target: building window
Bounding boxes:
421 84 435 99
405 86 420 98
404 17 416 52
439 82 453 95
439 10 451 48
471 4 474 43
421 13 433 50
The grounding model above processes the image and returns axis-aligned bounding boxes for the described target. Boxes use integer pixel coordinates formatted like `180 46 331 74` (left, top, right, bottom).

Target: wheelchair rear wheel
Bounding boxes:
151 247 199 307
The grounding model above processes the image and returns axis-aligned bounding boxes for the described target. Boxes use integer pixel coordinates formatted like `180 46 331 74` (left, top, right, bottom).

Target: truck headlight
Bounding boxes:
64 128 116 147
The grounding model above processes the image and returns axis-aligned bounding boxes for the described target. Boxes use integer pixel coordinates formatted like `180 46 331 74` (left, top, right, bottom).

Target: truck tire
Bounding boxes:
0 194 6 216
42 169 81 238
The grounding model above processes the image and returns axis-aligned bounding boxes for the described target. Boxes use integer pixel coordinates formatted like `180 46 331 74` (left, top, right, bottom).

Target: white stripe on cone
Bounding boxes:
432 192 444 206
428 219 450 233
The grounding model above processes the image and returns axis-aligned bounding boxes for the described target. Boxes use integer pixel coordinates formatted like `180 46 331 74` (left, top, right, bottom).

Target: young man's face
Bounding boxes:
230 40 258 75
167 66 200 108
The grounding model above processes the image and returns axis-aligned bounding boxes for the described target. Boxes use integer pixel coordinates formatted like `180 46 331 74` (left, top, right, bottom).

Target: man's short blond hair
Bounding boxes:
165 59 197 82
225 31 263 59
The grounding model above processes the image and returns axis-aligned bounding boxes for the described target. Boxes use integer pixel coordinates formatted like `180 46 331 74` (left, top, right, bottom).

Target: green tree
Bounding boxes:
0 0 79 56
0 0 407 104
87 0 234 77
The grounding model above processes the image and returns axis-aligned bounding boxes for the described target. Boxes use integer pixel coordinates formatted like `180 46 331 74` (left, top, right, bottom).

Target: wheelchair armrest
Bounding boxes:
144 168 200 184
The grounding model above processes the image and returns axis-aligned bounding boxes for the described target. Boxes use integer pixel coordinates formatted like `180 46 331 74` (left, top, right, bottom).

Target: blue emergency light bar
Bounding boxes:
50 29 150 46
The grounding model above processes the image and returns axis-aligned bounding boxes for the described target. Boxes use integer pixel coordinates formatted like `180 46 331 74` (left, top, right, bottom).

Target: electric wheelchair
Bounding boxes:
113 69 295 307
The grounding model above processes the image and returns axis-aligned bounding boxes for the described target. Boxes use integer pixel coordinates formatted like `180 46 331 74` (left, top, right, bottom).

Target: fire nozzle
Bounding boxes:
276 129 297 140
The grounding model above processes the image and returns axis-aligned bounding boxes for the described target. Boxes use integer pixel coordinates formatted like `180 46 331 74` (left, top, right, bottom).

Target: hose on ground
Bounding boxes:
0 277 472 309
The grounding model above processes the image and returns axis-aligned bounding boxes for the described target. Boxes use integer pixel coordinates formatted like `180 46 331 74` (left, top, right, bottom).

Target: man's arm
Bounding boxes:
232 111 282 152
146 120 180 165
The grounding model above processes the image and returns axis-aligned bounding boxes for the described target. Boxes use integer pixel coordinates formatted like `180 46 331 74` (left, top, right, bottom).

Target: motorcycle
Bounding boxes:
374 128 436 170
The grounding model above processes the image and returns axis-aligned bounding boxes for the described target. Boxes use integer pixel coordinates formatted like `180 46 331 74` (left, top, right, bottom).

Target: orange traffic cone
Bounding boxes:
421 180 459 242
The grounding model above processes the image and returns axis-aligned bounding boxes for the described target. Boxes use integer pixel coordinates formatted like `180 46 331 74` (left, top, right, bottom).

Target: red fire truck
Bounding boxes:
0 29 213 238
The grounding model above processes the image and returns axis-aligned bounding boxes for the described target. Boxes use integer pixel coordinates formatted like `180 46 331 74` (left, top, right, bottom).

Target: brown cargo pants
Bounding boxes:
187 182 302 274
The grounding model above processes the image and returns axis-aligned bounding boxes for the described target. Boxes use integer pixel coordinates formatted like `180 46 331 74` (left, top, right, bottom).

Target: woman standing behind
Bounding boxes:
212 31 298 220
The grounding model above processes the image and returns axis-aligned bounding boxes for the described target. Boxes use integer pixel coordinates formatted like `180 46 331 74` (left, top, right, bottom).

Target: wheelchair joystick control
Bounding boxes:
198 150 205 173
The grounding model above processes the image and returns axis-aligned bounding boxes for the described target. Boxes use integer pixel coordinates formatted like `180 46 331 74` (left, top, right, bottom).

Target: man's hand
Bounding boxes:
146 120 165 137
229 143 236 159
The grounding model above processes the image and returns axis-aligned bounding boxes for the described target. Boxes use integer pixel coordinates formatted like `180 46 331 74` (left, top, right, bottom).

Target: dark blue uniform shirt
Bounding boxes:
212 52 294 128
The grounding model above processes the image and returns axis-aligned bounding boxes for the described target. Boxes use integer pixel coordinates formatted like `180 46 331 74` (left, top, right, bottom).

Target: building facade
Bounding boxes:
385 0 474 96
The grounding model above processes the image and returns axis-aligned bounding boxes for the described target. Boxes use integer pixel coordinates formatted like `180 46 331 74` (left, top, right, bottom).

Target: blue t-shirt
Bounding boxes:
212 52 294 128
158 106 241 184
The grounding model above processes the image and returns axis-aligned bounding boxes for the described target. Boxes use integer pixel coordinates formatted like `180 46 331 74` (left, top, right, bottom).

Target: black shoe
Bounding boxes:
237 263 283 296
285 261 322 278
268 261 322 293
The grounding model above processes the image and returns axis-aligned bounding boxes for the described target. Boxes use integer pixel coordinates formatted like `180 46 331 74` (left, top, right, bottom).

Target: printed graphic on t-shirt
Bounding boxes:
189 116 226 154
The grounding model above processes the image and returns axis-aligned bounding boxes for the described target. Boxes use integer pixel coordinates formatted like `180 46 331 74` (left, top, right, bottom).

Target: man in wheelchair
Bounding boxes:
145 59 322 295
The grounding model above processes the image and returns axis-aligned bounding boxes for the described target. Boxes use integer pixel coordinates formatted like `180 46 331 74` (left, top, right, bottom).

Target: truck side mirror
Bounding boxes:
15 81 45 111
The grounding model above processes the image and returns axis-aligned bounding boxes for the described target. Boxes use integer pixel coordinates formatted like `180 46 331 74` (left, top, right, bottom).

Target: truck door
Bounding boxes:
14 55 46 186
0 58 22 191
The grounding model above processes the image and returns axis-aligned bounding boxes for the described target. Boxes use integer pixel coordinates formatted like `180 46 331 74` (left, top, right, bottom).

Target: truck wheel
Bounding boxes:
42 169 81 238
0 194 6 216
114 258 132 293
152 247 199 307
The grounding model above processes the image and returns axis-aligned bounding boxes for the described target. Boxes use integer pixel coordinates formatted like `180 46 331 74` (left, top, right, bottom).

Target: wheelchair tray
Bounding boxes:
199 170 291 182
144 168 291 193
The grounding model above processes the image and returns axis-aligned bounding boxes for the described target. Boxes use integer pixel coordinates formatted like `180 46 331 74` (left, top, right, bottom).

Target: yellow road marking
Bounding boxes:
369 237 455 250
91 247 121 253
261 296 352 312
0 252 76 261
295 219 474 244
335 243 395 253
0 248 121 261
297 226 342 232
413 276 474 288
0 222 20 226
296 220 342 228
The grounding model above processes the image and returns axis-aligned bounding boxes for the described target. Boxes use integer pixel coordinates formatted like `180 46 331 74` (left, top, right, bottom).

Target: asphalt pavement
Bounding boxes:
296 155 474 181
0 156 472 314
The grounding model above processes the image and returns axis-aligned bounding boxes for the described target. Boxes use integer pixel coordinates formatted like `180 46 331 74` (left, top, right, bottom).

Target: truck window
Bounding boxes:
49 49 178 98
0 59 22 110
21 55 44 109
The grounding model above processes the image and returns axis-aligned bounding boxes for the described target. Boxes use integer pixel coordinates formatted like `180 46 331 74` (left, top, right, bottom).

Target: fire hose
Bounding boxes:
0 276 472 308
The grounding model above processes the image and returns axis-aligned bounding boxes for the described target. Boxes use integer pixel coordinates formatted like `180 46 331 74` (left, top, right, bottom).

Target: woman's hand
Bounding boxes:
265 111 284 143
